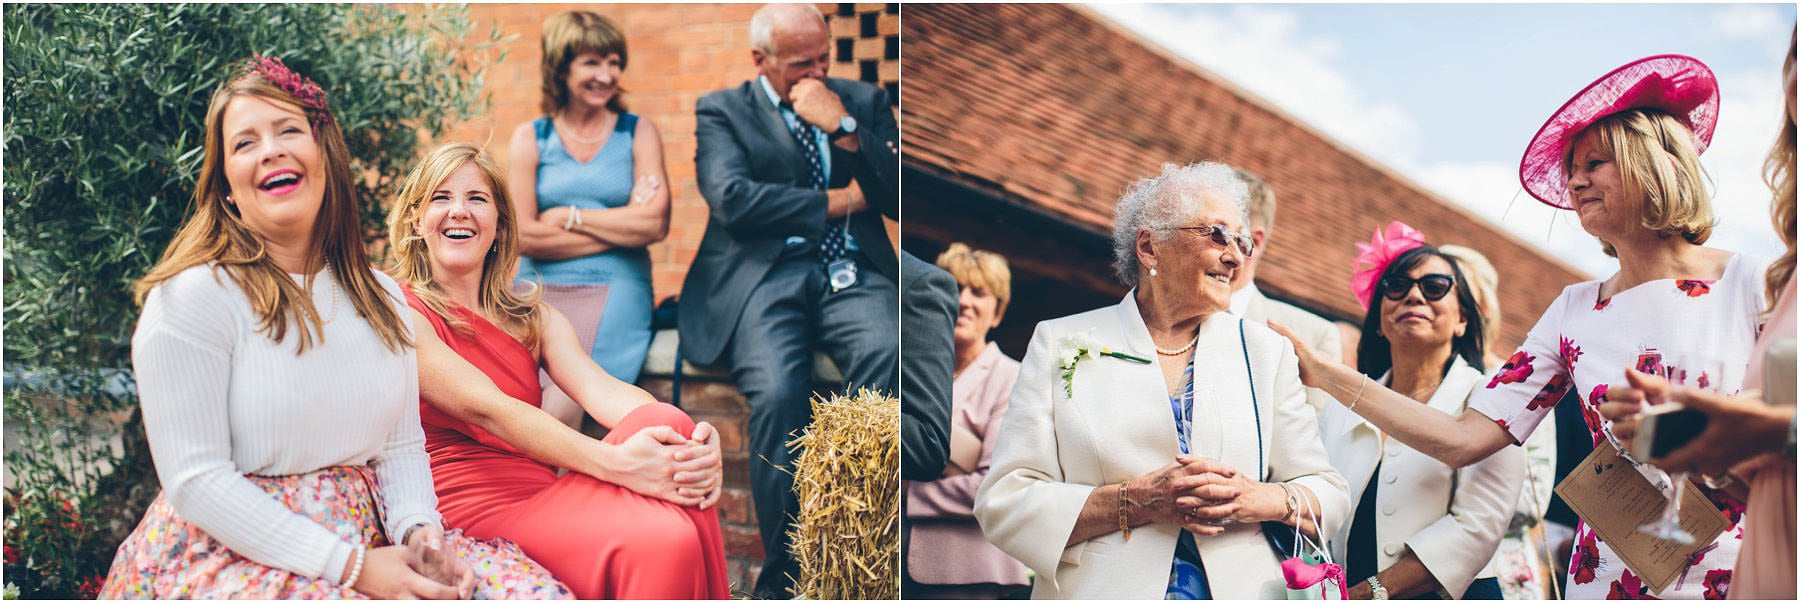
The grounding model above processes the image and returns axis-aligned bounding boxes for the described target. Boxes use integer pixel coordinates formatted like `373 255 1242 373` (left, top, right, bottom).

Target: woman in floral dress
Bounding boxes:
100 57 570 599
1272 54 1765 599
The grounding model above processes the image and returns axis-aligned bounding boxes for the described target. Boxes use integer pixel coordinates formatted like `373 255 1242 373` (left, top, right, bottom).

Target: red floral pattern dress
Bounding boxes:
1468 253 1770 599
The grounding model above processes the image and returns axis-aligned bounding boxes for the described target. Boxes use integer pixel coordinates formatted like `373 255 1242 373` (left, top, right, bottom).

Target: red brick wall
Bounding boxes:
435 3 899 303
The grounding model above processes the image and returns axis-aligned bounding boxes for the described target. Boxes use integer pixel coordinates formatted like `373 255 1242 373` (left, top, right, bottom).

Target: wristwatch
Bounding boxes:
829 115 858 141
1367 576 1389 600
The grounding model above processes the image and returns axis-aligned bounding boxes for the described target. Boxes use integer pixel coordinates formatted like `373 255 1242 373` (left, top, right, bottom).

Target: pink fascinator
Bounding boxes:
1519 54 1718 209
1350 221 1427 311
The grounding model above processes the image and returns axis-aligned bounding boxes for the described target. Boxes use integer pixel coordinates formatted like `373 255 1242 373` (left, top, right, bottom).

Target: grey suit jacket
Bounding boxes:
901 251 954 480
679 77 900 366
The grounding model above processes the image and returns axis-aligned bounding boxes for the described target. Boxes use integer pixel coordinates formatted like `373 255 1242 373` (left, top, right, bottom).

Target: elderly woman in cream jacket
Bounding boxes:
975 162 1350 599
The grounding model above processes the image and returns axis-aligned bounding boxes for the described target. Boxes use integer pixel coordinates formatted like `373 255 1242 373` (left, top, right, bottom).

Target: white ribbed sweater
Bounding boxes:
131 264 439 583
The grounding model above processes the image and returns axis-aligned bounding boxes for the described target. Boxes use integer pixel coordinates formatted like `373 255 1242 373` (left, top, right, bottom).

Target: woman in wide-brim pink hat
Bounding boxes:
1271 53 1772 599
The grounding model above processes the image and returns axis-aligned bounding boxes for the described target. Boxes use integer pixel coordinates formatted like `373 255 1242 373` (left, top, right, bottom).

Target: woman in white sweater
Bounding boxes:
99 56 571 599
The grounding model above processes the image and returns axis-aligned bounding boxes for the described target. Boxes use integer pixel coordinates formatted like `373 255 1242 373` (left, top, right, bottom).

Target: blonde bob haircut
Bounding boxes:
1562 108 1716 258
540 11 629 115
386 142 545 353
135 60 410 355
935 243 1013 324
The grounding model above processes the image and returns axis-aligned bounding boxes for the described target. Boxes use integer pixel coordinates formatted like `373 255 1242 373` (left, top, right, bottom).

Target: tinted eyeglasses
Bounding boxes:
1170 224 1255 258
1379 273 1456 302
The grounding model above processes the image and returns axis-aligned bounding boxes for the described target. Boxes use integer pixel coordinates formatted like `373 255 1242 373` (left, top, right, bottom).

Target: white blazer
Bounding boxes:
1319 357 1526 599
975 293 1351 599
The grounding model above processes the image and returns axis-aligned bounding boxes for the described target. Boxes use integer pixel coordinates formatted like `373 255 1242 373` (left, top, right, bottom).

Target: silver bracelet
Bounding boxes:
1347 374 1369 411
340 546 366 589
561 205 580 231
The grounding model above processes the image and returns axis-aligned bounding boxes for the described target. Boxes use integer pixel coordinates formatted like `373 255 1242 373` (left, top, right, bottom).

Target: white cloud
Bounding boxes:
1699 70 1787 261
1089 3 1422 168
1713 5 1785 40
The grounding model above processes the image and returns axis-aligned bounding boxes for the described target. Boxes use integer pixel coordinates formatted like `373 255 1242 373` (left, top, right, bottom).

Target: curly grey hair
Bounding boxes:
1110 161 1251 288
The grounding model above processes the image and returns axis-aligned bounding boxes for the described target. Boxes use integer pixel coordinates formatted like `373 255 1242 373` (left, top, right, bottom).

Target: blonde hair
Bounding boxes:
935 243 1013 323
135 61 410 354
1766 33 1797 311
1234 167 1276 231
1562 109 1715 257
540 11 629 115
386 143 545 352
1438 244 1502 349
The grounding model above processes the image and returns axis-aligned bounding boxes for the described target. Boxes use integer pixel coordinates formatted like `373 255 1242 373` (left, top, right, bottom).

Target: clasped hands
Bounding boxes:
605 420 725 509
1125 455 1288 537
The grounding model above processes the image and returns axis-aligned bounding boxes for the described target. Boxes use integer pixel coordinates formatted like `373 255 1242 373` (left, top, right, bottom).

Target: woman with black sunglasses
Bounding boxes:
1313 223 1525 600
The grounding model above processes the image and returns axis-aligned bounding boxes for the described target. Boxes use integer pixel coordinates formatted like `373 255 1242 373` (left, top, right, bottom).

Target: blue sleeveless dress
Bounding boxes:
517 113 653 384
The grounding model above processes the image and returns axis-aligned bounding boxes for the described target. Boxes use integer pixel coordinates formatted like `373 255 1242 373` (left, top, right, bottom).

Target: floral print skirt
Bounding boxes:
98 465 573 599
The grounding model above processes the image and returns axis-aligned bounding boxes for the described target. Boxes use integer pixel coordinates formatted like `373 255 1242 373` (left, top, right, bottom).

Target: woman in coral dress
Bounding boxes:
385 142 730 599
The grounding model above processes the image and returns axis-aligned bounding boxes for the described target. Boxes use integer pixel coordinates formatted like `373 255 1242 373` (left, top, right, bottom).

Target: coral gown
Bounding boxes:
405 288 729 599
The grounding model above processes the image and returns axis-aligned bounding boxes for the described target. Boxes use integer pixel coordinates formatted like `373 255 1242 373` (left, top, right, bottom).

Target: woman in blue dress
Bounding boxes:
507 11 670 426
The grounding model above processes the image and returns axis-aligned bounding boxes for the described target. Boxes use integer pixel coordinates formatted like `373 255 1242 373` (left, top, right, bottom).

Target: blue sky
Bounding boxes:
1090 3 1795 278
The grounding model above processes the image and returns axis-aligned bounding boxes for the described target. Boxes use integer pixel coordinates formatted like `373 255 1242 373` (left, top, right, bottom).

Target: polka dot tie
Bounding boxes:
786 119 849 267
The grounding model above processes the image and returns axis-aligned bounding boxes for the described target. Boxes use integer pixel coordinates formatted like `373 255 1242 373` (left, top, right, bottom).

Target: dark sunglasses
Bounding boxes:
1169 224 1255 257
1379 273 1456 302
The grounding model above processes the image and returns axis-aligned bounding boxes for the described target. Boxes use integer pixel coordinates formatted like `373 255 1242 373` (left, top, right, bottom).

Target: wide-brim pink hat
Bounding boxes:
1518 54 1719 209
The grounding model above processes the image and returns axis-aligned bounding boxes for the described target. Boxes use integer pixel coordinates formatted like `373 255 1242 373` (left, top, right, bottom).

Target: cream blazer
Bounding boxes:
975 293 1350 599
1319 358 1526 598
1242 287 1344 415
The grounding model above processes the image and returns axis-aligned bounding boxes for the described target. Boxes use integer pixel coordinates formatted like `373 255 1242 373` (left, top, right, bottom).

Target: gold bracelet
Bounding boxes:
1278 482 1299 524
1118 482 1132 542
1348 374 1370 411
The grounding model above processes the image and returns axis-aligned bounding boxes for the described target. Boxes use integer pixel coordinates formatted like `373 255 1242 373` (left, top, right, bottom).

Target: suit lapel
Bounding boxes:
743 81 809 182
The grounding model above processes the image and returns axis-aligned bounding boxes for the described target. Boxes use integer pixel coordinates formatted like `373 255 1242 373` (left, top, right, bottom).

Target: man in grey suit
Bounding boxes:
679 4 899 597
1230 168 1344 414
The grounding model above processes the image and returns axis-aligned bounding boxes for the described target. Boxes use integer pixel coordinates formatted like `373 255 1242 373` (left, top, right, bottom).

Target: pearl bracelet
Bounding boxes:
340 546 366 589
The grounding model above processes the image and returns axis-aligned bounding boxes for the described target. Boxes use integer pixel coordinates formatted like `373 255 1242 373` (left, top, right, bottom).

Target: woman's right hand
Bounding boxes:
1124 456 1239 533
351 545 462 599
1266 320 1323 388
600 425 711 507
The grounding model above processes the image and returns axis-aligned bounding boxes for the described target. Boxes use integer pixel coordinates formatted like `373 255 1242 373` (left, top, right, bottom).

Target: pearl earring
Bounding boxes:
1149 267 1158 277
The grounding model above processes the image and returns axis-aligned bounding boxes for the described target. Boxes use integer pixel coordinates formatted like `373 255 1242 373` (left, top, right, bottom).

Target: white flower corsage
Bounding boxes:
1057 331 1152 397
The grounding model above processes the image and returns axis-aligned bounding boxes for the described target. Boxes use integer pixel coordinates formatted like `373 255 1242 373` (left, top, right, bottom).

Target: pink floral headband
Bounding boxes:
245 55 332 131
1349 221 1427 311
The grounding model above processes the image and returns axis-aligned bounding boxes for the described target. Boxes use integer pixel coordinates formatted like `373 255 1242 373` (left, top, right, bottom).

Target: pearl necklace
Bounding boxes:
1154 331 1200 356
554 113 614 145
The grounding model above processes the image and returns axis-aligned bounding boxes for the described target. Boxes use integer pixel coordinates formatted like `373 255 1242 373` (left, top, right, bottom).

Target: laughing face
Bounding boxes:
220 94 326 245
564 51 623 111
413 162 500 277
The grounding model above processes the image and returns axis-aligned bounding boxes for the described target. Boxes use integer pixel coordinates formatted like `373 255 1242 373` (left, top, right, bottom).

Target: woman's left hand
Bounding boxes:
1596 369 1672 451
403 524 476 598
673 421 724 509
1172 471 1288 532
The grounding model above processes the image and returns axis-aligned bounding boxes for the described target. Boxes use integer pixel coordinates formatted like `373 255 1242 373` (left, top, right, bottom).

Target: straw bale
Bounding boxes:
784 388 900 599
